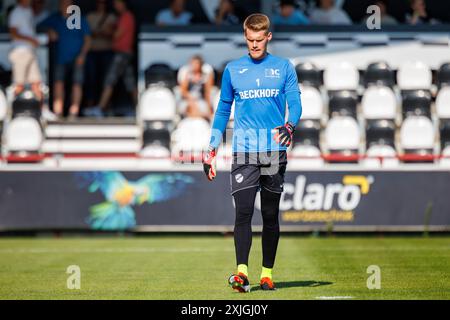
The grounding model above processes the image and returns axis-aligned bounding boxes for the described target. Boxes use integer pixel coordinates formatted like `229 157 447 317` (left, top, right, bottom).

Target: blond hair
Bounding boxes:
243 13 271 34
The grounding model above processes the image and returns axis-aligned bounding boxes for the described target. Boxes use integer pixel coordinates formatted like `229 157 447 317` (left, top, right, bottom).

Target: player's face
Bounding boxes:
245 29 272 60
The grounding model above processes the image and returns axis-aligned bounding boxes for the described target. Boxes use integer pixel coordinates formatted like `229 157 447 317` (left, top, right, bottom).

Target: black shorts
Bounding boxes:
54 62 84 85
230 151 287 195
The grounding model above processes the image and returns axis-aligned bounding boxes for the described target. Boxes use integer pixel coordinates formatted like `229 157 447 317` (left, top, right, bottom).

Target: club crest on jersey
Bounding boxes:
235 174 244 184
265 68 280 78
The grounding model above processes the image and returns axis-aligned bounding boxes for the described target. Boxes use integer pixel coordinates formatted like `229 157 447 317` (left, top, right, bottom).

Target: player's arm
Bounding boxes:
274 62 303 147
203 66 234 181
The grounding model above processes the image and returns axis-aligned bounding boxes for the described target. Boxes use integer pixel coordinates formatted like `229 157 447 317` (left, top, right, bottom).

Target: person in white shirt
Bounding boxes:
310 0 352 25
8 0 42 99
155 0 193 26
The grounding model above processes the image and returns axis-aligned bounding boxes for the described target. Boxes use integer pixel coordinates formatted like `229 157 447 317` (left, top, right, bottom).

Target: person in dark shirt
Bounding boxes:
405 0 439 25
87 0 137 117
215 0 240 26
273 0 310 26
40 0 91 118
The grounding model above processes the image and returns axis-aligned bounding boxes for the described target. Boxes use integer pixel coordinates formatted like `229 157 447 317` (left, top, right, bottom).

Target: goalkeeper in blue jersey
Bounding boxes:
202 13 302 292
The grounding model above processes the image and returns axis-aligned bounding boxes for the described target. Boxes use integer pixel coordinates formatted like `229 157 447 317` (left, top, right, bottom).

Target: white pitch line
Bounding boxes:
316 296 354 300
0 247 235 254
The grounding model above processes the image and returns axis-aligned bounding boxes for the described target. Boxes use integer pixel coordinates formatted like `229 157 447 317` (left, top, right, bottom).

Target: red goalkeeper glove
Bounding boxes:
273 122 295 147
202 146 217 181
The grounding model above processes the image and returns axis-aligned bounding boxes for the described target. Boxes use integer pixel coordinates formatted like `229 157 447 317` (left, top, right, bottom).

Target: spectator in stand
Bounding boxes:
179 55 214 121
310 0 352 25
405 0 439 25
273 0 310 26
85 0 116 108
155 0 192 26
32 0 49 25
215 0 240 26
8 0 42 100
88 0 137 117
363 0 397 25
40 0 91 118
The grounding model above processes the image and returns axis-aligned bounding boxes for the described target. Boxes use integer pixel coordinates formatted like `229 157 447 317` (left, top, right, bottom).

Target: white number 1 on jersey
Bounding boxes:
256 78 260 87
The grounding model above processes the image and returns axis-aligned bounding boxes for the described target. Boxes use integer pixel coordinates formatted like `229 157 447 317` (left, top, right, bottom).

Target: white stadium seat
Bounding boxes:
5 117 43 152
299 85 323 120
291 144 322 158
436 87 450 119
440 146 450 167
323 62 359 91
138 87 176 121
0 89 7 121
325 116 360 151
140 145 171 158
397 61 432 90
363 145 399 167
290 145 324 167
400 116 434 151
171 118 211 155
361 86 397 120
366 144 397 158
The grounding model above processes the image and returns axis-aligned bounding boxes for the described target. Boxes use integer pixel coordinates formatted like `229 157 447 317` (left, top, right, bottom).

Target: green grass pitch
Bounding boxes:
0 236 449 300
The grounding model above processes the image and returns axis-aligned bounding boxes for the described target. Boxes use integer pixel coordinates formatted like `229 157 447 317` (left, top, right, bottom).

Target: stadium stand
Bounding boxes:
397 60 432 91
323 61 359 92
437 62 450 89
43 119 141 155
402 89 432 119
295 61 322 88
324 116 360 163
361 85 397 121
298 85 324 121
0 1 449 168
400 116 435 162
328 90 358 119
171 117 210 161
138 86 177 157
5 117 43 157
4 91 43 160
363 61 395 88
144 63 177 89
440 120 450 157
0 88 6 153
436 86 450 120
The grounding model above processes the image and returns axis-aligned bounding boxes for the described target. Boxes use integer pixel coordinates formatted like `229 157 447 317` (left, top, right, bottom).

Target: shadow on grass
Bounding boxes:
251 280 333 291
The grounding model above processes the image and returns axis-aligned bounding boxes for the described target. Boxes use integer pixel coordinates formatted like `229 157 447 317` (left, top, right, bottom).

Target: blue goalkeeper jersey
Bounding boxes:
209 53 302 153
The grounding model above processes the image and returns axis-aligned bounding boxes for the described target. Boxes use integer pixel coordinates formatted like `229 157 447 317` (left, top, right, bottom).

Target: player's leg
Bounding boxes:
259 187 282 290
229 154 260 292
233 185 258 269
259 151 287 290
229 185 258 292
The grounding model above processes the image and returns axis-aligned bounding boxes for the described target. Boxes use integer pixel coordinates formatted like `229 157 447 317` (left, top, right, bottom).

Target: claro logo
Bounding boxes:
255 175 374 223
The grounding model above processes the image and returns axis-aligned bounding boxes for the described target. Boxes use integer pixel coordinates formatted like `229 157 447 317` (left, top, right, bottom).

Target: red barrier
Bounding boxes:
1 152 448 164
